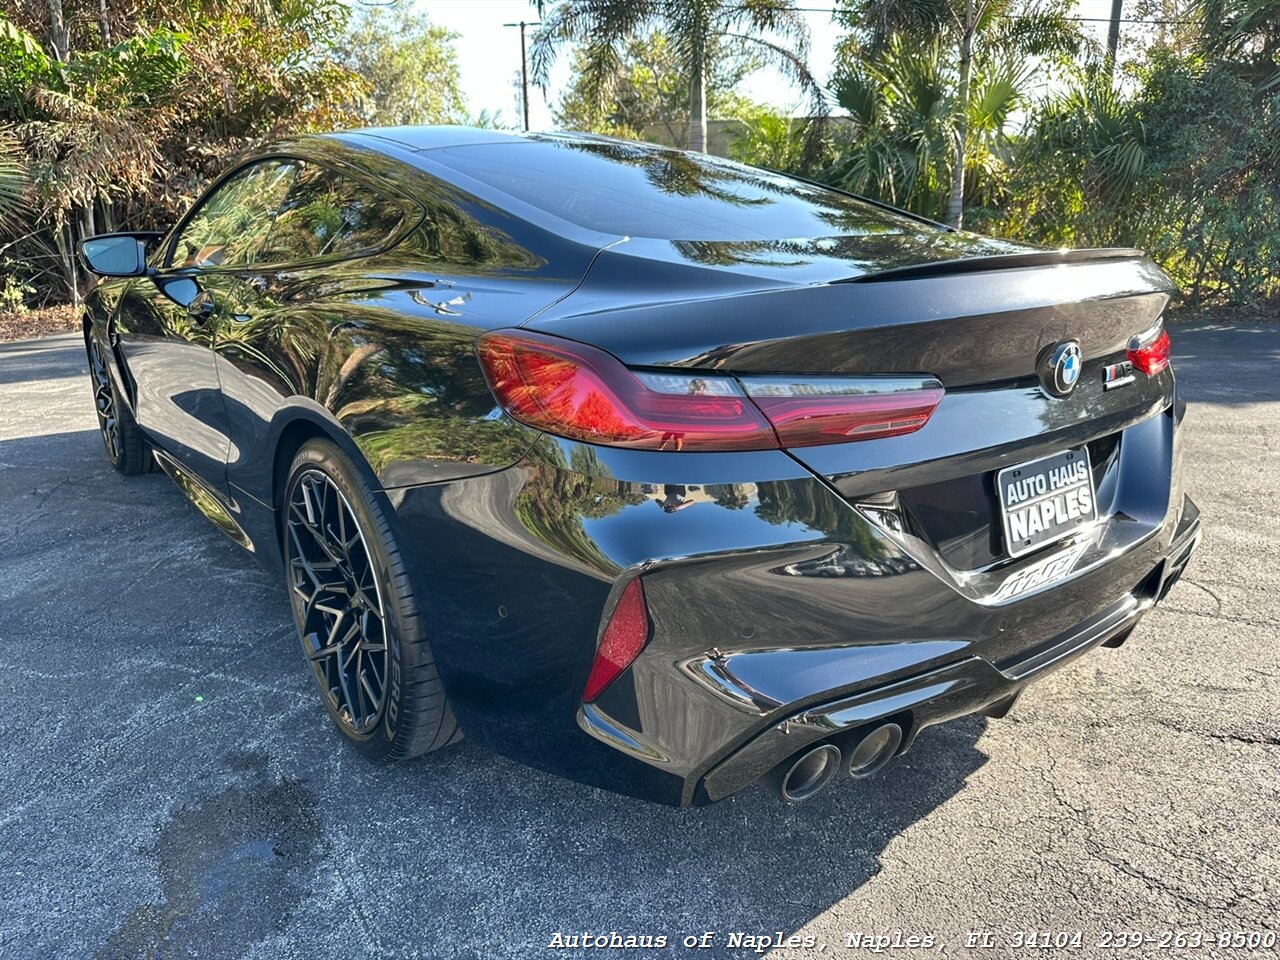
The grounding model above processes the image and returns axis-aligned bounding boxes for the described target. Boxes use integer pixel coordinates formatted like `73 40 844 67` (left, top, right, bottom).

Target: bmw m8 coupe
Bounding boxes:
79 127 1200 805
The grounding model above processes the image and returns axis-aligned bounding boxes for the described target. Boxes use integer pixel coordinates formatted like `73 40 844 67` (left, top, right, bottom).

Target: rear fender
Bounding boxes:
229 399 390 571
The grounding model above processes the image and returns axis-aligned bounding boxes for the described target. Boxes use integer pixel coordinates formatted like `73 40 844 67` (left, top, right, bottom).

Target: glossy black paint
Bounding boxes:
83 127 1199 806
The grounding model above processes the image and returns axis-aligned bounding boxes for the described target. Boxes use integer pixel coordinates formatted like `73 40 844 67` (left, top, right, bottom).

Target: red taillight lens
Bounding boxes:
741 377 945 447
477 331 777 451
1128 326 1171 376
478 330 945 451
583 578 650 703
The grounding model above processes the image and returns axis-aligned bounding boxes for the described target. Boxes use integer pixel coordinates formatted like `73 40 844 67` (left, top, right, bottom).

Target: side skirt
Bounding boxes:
151 449 255 553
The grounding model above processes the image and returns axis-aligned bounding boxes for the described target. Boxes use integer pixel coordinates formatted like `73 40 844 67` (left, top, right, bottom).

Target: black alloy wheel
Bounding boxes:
282 439 458 758
87 335 151 475
286 467 389 735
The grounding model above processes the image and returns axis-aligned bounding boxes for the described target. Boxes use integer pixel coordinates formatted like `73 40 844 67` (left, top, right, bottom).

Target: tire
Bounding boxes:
87 335 151 476
282 438 459 760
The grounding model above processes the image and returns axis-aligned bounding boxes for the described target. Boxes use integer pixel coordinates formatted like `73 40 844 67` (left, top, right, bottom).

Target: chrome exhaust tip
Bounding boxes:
845 723 902 779
767 743 842 802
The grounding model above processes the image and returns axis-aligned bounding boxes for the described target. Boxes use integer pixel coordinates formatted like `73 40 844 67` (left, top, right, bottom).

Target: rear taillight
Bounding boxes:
476 331 776 451
1128 325 1171 376
477 330 944 451
739 377 944 447
583 578 650 703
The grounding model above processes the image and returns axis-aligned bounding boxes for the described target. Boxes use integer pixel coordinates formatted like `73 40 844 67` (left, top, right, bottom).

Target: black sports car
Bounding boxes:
79 127 1200 805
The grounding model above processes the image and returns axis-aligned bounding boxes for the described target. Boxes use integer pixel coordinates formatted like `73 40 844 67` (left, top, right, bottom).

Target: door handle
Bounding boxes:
187 289 216 326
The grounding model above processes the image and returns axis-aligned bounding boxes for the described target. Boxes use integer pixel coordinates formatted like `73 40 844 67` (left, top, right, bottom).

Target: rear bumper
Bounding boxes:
388 384 1197 807
696 500 1200 802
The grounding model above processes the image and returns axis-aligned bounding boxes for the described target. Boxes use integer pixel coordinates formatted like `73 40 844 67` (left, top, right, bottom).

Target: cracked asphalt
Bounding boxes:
0 324 1277 960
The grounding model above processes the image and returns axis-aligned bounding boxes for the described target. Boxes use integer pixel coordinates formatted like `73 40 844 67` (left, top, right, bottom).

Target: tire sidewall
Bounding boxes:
283 440 408 759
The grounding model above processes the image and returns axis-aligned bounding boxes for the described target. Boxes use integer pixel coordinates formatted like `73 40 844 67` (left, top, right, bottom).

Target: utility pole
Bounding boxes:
503 21 540 131
1106 0 1124 74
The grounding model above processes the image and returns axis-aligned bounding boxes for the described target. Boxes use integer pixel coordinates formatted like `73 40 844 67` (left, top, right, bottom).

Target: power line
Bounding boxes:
542 0 1200 21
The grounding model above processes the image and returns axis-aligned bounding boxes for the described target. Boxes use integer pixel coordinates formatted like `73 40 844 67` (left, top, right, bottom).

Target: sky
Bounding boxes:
420 0 1129 131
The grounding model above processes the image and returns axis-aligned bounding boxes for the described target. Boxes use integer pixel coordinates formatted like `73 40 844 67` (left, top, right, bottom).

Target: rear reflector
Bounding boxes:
583 578 650 703
1128 325 1171 376
477 330 944 451
740 376 944 447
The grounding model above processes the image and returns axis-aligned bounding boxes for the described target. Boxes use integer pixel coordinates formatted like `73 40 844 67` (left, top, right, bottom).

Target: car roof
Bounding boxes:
323 125 536 152
301 126 955 255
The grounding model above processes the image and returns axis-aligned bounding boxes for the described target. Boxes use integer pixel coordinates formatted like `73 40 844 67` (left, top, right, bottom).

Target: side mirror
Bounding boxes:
78 233 157 277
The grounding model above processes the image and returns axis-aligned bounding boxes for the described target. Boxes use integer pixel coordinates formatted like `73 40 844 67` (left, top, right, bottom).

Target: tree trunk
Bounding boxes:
47 0 69 61
98 0 112 45
946 0 974 229
687 44 708 153
54 221 80 309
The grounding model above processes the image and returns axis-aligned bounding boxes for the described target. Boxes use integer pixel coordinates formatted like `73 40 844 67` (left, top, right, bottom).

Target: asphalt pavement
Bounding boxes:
0 324 1276 960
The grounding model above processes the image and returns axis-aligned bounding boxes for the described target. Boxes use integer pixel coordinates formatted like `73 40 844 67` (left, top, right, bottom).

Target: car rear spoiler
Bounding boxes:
837 248 1148 284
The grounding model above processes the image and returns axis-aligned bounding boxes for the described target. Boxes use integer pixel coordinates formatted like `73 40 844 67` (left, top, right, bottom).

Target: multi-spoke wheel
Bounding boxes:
283 439 458 758
287 469 389 734
86 334 151 475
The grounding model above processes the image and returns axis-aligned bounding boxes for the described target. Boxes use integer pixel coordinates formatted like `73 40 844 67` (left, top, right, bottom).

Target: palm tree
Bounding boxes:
1198 0 1280 87
827 35 1029 220
0 18 188 305
834 0 1082 226
1034 67 1148 205
530 0 825 156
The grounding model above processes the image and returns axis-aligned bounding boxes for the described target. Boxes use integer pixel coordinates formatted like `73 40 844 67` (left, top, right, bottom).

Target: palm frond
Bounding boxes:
0 129 29 228
530 0 658 87
720 29 827 161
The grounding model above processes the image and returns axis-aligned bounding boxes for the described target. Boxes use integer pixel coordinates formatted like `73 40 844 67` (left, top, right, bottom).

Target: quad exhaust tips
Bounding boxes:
766 722 905 801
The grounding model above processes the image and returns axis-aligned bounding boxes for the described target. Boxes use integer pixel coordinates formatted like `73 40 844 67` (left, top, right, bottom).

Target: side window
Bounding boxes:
169 160 298 269
260 163 406 264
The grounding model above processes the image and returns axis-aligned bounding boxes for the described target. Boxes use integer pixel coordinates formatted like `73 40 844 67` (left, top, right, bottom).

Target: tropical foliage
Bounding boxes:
991 50 1280 303
831 0 1084 226
1 0 1277 318
0 0 452 309
554 31 762 142
738 0 1280 303
339 5 466 127
0 126 26 225
532 0 826 155
822 37 1033 218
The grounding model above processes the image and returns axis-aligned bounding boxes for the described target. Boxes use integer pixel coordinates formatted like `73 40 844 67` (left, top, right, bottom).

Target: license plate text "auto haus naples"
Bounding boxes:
998 449 1097 557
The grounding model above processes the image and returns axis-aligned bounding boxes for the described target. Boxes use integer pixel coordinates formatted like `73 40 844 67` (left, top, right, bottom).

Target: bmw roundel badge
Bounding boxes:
1039 340 1083 398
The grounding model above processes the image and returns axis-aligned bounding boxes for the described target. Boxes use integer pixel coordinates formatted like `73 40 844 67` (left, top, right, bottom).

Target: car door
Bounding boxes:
113 158 299 490
209 159 413 500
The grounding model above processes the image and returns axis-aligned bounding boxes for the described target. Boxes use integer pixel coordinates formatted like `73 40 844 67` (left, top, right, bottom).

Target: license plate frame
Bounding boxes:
996 447 1097 559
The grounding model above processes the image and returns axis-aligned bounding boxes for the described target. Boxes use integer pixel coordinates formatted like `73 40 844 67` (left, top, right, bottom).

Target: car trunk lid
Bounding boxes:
527 238 1173 388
